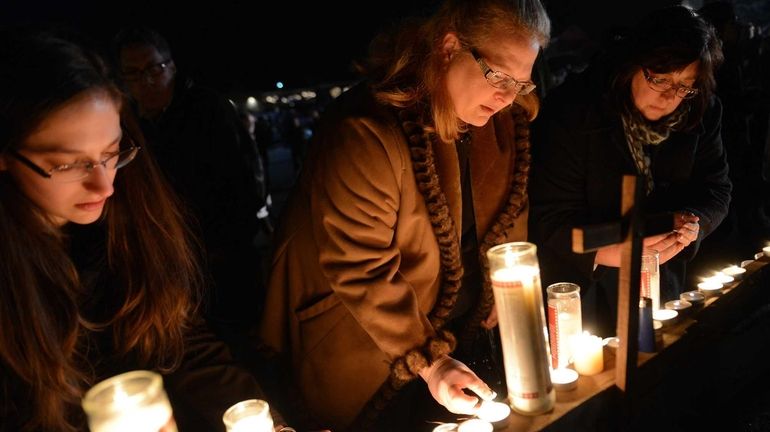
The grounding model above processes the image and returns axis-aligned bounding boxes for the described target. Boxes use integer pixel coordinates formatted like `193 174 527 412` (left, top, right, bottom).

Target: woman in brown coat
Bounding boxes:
259 0 551 430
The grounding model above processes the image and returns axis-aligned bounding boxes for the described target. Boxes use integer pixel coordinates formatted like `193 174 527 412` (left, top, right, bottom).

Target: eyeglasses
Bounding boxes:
10 142 141 183
121 60 172 83
470 48 536 95
642 68 699 99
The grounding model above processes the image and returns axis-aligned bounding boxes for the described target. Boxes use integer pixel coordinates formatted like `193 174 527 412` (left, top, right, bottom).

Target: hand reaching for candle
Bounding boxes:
673 211 699 248
419 355 496 414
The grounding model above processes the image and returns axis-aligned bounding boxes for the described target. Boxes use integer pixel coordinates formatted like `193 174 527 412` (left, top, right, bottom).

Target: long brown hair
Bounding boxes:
360 0 550 143
0 32 201 431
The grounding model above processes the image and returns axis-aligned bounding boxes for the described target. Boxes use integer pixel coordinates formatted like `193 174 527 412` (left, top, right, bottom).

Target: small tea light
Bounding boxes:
763 246 770 258
457 419 493 432
433 424 459 432
550 368 578 392
680 291 705 306
698 280 723 297
722 265 747 280
709 272 734 285
741 260 754 268
665 299 692 315
653 309 678 327
476 400 511 424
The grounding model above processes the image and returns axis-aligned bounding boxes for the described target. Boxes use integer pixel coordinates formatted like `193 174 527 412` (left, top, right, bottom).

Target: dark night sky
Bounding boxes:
3 0 769 97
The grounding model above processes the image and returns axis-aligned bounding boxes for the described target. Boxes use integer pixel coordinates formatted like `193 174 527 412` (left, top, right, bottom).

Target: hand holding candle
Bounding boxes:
572 332 604 376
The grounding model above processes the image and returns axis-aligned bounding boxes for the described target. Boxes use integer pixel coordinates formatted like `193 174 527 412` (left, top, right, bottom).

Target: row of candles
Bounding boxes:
81 245 767 432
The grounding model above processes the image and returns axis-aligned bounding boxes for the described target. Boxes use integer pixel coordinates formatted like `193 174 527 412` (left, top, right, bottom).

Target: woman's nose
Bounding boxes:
83 164 115 194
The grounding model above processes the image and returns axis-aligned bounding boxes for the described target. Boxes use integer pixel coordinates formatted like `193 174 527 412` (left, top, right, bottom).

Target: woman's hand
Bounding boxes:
419 356 496 414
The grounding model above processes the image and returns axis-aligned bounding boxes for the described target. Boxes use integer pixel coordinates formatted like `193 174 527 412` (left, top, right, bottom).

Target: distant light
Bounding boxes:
246 96 258 110
330 86 342 98
300 90 317 99
265 95 278 104
276 81 284 89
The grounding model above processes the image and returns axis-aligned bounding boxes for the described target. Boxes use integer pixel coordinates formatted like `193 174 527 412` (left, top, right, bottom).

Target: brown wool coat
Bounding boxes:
259 84 536 430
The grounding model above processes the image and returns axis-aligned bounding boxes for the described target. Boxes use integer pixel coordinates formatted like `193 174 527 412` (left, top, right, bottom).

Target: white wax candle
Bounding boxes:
572 331 603 376
230 416 273 432
457 419 493 432
709 272 734 284
476 400 511 423
550 368 578 391
652 309 678 322
91 403 172 432
722 265 746 279
698 280 723 297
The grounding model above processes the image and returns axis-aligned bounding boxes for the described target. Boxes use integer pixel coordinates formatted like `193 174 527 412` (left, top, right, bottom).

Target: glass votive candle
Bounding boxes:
680 290 705 307
698 280 723 297
82 370 175 432
722 265 747 281
222 399 274 432
550 368 578 391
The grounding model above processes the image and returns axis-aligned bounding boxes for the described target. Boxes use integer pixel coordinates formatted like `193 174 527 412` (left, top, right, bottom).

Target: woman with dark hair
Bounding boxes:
258 0 551 430
0 32 278 431
529 5 731 337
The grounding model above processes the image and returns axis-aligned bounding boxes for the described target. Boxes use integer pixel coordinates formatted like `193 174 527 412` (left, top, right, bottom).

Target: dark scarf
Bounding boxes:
621 105 687 194
352 102 531 430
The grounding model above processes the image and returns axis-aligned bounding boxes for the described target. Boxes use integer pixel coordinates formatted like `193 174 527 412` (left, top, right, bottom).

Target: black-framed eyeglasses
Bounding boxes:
121 59 172 83
10 138 141 183
470 48 537 95
642 68 699 99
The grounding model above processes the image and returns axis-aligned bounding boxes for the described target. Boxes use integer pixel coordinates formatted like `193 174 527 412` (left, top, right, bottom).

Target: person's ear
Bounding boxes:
441 32 461 62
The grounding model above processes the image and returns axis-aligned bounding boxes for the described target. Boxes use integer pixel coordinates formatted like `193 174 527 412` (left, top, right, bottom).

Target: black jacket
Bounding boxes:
529 65 732 336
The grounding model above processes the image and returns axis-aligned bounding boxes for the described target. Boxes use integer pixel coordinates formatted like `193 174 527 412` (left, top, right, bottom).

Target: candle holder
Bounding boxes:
487 242 554 416
81 370 176 432
546 282 582 369
222 399 274 432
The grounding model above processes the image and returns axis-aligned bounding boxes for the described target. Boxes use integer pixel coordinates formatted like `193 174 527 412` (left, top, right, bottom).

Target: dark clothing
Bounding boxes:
529 65 732 337
137 79 266 337
0 223 271 432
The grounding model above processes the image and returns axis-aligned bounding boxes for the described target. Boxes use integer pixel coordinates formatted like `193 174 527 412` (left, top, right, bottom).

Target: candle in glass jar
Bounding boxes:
572 331 603 376
222 399 274 432
82 370 175 432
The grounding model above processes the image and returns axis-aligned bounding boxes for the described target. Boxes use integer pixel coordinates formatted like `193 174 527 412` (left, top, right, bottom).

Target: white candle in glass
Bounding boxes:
222 399 273 432
572 331 603 376
82 370 175 432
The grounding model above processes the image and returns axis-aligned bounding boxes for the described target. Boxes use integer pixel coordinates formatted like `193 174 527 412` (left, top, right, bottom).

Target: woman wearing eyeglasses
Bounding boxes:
529 6 731 337
257 0 550 430
0 32 280 431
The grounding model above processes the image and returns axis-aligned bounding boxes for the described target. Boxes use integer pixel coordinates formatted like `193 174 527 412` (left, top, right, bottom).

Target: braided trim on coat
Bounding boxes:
458 103 532 348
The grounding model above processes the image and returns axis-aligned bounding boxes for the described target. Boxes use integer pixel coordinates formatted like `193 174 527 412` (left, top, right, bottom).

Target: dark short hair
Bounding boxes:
111 26 173 65
610 6 723 130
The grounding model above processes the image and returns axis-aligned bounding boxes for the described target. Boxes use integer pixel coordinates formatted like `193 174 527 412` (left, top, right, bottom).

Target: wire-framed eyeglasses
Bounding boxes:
10 139 141 183
470 48 537 95
121 60 172 83
642 68 699 99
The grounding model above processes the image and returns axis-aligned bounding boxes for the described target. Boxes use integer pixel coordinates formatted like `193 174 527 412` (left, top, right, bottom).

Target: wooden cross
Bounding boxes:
571 175 672 393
